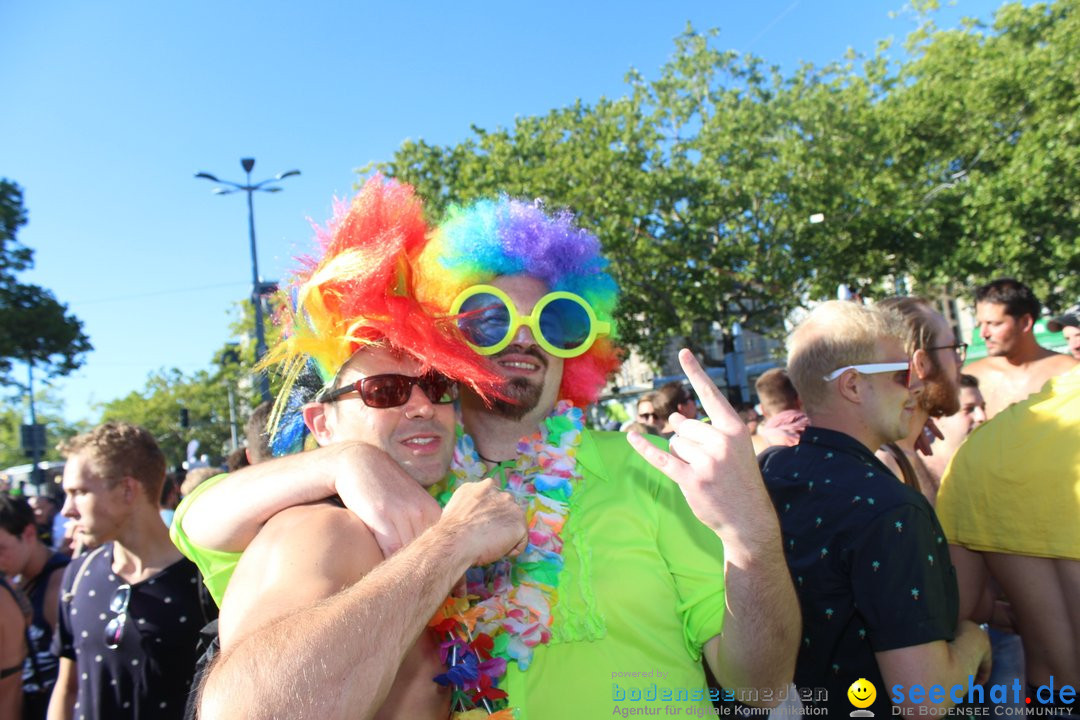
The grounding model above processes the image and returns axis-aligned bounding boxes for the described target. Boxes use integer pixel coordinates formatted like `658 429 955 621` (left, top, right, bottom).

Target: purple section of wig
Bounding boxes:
497 201 610 296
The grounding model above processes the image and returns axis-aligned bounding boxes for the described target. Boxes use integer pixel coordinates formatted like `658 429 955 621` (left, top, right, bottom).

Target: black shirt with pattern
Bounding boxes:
52 544 209 720
760 427 958 717
22 551 71 719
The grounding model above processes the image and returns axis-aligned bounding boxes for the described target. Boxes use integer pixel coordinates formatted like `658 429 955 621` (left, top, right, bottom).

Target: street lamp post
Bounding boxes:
196 158 299 404
220 343 242 452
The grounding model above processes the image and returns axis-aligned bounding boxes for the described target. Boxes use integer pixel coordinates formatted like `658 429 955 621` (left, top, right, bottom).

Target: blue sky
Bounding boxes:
4 0 1006 423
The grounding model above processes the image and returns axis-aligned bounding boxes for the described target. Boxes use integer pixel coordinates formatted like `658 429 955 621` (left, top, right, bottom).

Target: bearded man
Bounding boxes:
875 296 966 505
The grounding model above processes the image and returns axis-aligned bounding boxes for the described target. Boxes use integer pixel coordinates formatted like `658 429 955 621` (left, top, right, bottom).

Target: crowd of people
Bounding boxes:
1 178 1077 720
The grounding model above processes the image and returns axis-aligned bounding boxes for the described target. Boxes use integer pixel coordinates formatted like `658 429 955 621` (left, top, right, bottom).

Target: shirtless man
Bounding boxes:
875 296 965 505
0 575 25 720
966 278 1077 418
182 179 527 720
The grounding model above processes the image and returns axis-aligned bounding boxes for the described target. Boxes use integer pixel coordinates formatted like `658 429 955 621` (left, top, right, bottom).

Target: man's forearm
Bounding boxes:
707 527 800 706
46 658 77 720
178 443 353 552
879 621 991 710
942 621 993 691
200 521 473 720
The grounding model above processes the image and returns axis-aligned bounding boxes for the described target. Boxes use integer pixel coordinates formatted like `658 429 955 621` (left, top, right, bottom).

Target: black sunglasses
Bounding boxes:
316 372 458 408
926 342 968 363
104 584 131 649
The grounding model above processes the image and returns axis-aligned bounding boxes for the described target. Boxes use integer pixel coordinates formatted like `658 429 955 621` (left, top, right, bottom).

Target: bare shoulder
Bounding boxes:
1022 352 1078 395
220 501 383 649
242 501 383 586
0 585 24 661
964 356 1000 379
0 587 21 625
1042 352 1079 373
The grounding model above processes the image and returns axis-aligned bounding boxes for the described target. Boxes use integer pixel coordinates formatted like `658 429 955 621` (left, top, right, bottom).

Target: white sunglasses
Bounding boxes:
822 362 911 387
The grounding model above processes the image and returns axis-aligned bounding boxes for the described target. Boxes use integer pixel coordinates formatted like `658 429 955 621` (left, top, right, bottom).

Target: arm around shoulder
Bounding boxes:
176 441 441 558
200 477 526 720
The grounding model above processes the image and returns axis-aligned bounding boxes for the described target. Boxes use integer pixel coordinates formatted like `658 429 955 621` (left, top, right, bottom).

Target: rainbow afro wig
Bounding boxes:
413 197 621 407
260 176 504 449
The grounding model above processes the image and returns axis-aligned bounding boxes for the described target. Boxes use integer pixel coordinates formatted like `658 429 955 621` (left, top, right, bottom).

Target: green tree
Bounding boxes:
369 29 905 365
98 367 236 470
0 388 88 468
221 296 286 407
884 0 1080 308
369 5 1080 367
0 180 93 384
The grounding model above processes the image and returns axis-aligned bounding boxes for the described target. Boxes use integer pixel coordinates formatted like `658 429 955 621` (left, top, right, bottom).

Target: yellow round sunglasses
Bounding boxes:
449 284 611 359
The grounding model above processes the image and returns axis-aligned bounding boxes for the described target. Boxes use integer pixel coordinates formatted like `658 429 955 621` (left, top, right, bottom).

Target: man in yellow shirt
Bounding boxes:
938 366 1080 714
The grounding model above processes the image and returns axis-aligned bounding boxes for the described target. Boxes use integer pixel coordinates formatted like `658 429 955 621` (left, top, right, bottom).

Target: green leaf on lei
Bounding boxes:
545 414 574 445
514 562 561 586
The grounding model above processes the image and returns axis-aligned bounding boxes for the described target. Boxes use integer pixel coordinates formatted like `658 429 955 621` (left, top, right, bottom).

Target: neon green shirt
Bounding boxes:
170 472 238 606
502 429 726 718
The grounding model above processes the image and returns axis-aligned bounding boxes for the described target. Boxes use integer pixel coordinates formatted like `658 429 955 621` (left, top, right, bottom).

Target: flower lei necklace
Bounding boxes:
427 400 584 719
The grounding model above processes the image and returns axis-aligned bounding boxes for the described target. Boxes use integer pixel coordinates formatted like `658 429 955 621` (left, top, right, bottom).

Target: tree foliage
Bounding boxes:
77 1 1080 428
0 388 89 469
98 367 235 470
366 2 1080 367
885 0 1080 309
0 180 92 383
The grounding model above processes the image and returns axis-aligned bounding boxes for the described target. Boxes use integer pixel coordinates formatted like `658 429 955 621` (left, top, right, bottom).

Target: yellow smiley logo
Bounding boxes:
847 678 877 709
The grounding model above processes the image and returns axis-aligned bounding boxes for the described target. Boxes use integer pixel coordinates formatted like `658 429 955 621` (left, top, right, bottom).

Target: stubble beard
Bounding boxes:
489 377 544 420
920 358 961 418
488 346 548 421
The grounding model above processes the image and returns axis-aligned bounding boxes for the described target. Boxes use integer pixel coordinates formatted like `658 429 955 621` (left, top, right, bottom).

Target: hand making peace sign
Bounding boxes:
626 349 780 552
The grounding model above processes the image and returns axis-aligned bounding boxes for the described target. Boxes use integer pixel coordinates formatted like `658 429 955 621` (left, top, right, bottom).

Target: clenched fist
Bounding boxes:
440 478 528 566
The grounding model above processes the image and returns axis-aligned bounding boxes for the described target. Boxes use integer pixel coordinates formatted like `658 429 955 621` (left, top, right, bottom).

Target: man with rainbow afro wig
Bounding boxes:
173 178 530 720
402 197 799 717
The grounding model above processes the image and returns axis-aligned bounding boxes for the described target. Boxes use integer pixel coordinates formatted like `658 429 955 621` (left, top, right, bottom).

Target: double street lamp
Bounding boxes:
195 158 300 404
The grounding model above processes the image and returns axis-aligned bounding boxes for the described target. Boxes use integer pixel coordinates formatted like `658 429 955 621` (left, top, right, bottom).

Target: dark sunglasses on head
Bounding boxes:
104 584 131 649
316 372 458 408
926 342 968 363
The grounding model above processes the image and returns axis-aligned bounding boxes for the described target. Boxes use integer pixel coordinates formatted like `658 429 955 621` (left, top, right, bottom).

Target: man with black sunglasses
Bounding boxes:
49 422 212 720
759 300 992 717
176 179 528 720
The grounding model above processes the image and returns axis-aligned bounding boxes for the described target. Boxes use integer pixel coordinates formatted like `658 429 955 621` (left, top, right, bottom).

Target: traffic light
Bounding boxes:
179 408 190 429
